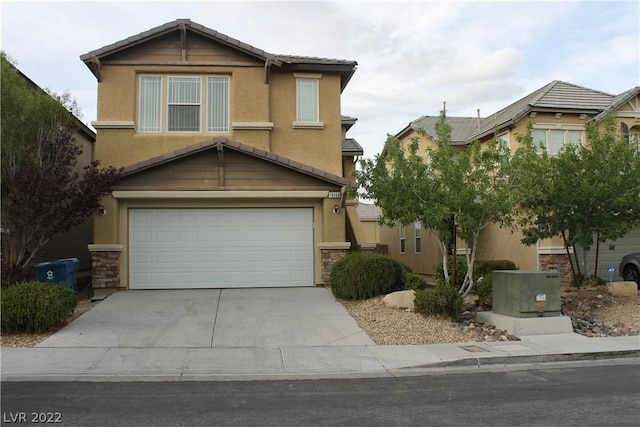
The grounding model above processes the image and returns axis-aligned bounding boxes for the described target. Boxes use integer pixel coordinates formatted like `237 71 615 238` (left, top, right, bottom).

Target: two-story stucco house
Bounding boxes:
381 81 640 284
80 19 368 292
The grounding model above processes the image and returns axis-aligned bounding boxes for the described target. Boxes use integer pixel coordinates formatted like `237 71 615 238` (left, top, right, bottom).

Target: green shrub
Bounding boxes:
579 275 606 288
435 257 467 290
476 274 493 308
475 260 518 308
330 251 407 300
475 260 518 278
1 281 77 333
404 272 427 291
414 285 463 320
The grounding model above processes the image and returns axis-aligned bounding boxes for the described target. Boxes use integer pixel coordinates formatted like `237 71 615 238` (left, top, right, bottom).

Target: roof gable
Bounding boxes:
80 19 357 88
81 19 278 67
471 81 615 140
118 137 357 189
593 86 640 122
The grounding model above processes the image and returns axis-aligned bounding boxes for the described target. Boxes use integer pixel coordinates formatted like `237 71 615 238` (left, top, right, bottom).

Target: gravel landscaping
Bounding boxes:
340 286 639 345
1 286 638 348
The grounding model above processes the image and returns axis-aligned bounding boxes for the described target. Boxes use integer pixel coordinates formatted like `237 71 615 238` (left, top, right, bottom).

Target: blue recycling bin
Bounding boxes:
35 258 79 292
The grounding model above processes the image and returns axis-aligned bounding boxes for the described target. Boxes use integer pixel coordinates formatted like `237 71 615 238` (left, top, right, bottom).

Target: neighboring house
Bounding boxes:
0 62 96 283
80 19 368 292
356 202 381 245
381 81 640 284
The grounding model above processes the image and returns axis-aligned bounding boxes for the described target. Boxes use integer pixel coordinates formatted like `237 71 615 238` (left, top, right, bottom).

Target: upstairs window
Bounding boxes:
296 76 319 122
139 76 162 132
138 75 229 133
207 77 229 132
168 77 200 132
414 222 422 254
533 127 583 155
399 226 406 254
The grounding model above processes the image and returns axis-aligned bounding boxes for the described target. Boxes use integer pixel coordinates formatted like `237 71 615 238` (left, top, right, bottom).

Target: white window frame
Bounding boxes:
137 75 230 134
414 222 422 254
532 125 584 155
293 73 323 128
399 226 406 254
167 76 201 133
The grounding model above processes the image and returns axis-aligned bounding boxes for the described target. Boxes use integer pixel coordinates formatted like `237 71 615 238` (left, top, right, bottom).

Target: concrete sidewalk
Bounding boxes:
2 334 638 382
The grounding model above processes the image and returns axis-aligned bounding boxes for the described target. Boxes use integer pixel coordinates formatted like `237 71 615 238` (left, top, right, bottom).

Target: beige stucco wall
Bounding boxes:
381 223 441 276
268 72 343 175
475 223 538 270
94 65 343 176
360 220 381 244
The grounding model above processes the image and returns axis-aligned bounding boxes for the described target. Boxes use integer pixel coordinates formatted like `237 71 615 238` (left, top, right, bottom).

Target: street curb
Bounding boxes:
407 349 640 369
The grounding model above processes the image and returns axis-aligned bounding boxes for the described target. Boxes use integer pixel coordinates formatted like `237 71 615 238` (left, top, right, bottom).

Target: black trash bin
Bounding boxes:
35 258 79 292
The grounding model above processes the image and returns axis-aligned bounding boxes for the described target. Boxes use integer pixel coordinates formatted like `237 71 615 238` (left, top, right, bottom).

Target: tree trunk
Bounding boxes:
594 231 600 278
561 230 578 284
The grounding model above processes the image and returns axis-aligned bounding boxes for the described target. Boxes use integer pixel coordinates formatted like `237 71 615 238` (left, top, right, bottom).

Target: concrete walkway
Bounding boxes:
1 289 639 381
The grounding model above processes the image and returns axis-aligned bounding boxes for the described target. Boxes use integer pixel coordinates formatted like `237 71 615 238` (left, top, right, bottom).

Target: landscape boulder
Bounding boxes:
382 290 416 311
606 281 637 297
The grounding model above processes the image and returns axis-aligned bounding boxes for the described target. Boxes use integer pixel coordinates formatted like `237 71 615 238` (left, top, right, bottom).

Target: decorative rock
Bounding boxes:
382 290 416 311
607 281 638 297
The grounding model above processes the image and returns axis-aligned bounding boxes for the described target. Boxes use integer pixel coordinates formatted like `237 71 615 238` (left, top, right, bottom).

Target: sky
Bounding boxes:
1 0 639 159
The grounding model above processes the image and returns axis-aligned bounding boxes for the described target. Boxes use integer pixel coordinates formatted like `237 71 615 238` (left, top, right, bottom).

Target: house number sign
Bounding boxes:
328 192 341 199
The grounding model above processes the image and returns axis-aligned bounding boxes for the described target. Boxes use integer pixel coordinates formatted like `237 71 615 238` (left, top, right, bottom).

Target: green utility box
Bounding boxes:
492 271 562 318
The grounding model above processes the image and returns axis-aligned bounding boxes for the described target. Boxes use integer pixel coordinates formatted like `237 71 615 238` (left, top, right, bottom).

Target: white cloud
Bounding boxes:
1 0 638 158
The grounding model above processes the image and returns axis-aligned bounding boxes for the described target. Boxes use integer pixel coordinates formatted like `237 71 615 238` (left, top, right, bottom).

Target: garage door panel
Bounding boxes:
129 208 313 289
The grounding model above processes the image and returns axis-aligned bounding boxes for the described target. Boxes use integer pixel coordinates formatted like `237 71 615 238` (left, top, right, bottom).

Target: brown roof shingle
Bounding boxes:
119 137 358 189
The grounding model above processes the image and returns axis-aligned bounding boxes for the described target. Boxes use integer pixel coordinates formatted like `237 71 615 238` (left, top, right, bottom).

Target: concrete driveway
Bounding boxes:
36 288 374 348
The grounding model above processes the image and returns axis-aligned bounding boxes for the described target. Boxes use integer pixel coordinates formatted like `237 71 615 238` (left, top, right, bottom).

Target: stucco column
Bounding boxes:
318 242 351 286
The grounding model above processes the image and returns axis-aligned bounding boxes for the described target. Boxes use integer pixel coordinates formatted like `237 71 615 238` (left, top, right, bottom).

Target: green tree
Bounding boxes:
1 52 119 280
355 110 515 296
511 118 640 283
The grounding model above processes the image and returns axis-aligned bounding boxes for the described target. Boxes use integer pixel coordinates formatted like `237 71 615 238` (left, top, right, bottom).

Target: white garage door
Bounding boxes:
129 208 313 289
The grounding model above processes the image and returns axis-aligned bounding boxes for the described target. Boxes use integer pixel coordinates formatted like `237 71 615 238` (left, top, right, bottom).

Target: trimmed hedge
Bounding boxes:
404 272 427 291
330 251 407 300
414 285 463 320
1 281 77 333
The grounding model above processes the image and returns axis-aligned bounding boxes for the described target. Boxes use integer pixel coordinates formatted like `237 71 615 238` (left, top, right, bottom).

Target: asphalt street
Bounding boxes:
2 360 638 426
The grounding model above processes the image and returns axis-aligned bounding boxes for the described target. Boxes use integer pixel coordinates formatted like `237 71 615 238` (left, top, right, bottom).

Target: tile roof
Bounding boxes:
470 80 615 140
80 19 278 64
408 116 481 145
397 81 625 145
356 203 379 221
119 137 358 188
342 138 364 156
80 19 357 88
341 115 358 132
593 86 640 123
